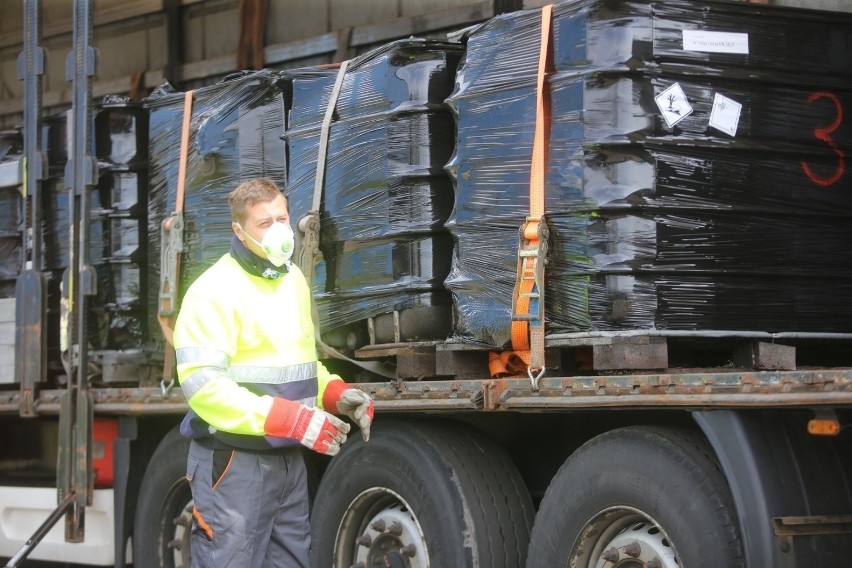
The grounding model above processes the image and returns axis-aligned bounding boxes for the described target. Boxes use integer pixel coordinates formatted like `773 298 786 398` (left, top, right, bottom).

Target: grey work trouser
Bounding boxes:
186 439 311 568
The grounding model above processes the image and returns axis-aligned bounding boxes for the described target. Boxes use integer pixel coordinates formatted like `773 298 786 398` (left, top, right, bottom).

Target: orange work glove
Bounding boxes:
322 380 375 442
265 398 350 456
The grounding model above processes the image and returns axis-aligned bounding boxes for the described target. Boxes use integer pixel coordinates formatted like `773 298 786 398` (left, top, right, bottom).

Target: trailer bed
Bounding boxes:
1 367 851 415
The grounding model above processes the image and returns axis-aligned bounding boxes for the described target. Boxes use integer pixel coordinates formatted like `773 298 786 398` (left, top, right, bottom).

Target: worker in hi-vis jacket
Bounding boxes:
173 177 374 567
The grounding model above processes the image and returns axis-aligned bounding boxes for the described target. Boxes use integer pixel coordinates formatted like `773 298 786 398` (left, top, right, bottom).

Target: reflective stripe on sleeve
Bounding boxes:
180 368 221 400
176 347 231 369
228 361 317 384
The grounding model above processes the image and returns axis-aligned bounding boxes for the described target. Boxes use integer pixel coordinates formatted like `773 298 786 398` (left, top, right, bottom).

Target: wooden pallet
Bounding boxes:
351 334 803 380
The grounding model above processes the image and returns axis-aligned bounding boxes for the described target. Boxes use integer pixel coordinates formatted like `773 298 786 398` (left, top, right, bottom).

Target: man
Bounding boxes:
173 178 374 568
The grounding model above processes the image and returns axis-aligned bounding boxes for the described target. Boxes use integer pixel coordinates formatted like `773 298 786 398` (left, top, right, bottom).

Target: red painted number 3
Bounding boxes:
801 91 845 187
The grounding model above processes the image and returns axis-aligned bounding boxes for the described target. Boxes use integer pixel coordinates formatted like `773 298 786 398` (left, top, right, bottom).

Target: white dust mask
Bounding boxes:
241 221 294 267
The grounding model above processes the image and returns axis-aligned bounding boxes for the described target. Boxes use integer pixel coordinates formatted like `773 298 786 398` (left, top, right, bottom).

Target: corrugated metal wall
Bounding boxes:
0 0 849 128
0 0 510 127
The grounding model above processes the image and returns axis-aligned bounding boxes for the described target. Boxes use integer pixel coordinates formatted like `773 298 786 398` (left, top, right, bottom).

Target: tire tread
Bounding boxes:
527 426 745 568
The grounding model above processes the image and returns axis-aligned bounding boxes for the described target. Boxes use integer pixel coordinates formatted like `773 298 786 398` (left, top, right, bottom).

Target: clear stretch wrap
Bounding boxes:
146 70 293 342
446 0 852 348
284 40 462 346
0 129 22 298
92 99 150 349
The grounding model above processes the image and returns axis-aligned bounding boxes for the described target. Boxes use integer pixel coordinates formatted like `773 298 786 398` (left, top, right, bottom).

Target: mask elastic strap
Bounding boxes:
237 223 264 249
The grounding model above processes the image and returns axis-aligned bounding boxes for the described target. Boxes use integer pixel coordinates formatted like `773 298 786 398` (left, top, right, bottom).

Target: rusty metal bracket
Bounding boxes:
482 379 508 411
773 515 852 536
158 212 184 318
15 0 48 417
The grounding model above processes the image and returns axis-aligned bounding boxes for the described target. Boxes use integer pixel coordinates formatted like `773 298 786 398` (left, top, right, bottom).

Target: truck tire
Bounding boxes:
310 419 534 568
526 426 744 568
132 426 192 568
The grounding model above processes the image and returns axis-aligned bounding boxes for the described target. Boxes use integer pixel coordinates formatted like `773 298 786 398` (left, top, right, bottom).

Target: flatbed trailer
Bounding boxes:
3 0 852 567
2 365 852 567
3 367 852 414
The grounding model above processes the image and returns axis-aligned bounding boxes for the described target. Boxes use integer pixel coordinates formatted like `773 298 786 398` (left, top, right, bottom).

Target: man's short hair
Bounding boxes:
228 178 284 222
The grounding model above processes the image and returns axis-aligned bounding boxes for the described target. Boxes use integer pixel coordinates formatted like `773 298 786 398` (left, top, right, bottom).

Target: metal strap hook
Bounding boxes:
528 366 546 391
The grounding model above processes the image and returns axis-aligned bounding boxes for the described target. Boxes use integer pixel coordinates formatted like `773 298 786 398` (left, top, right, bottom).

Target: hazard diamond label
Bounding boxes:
709 92 743 137
654 83 693 129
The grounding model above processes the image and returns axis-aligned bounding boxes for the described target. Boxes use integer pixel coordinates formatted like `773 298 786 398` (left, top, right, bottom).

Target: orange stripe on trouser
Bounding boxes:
189 449 234 540
193 505 214 540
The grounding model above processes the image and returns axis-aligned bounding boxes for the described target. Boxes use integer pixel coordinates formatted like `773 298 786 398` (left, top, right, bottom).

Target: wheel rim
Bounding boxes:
572 507 679 568
159 479 193 568
333 487 429 568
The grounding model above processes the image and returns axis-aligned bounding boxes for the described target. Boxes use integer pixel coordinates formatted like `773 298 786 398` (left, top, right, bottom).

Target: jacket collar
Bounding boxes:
229 234 288 279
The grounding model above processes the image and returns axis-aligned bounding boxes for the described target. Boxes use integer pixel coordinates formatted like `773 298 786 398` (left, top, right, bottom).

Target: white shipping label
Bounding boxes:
709 93 743 137
654 83 693 128
683 30 749 54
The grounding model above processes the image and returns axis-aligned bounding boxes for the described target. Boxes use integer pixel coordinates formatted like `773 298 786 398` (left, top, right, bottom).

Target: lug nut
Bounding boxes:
173 514 191 528
167 538 182 550
401 543 417 557
646 558 662 568
387 520 403 537
356 534 372 547
602 547 619 562
623 541 641 558
370 519 386 532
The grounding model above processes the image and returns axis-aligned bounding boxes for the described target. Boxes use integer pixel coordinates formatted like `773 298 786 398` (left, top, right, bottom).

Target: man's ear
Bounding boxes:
233 221 245 243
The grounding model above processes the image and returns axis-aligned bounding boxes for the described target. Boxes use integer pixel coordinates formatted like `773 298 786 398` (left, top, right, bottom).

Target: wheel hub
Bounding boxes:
382 551 408 568
594 519 678 568
574 508 680 568
352 503 426 568
168 500 193 568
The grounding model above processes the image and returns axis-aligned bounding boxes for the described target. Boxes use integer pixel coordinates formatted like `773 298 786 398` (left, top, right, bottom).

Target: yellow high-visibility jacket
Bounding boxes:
173 253 340 449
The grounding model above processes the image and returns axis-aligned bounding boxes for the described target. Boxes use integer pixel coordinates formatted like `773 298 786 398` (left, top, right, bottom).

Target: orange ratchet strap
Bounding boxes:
157 89 194 391
490 5 553 387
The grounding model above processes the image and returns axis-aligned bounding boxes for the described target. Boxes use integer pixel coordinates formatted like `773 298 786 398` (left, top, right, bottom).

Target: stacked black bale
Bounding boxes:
146 70 326 343
0 129 22 298
446 0 852 349
37 103 150 352
92 97 150 350
40 112 71 274
38 110 118 374
285 40 462 348
37 112 77 375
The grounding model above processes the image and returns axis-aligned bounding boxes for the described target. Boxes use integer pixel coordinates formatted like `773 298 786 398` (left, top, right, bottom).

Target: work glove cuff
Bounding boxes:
264 397 351 455
321 379 350 412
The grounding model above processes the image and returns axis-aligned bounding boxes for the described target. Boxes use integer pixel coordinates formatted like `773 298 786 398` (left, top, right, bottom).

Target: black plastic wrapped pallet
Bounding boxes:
284 40 461 344
36 108 136 358
23 115 67 373
0 129 22 161
96 98 149 169
0 129 22 297
93 99 150 350
39 113 69 272
0 189 18 239
38 112 106 323
446 0 852 348
40 114 108 272
145 70 312 344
